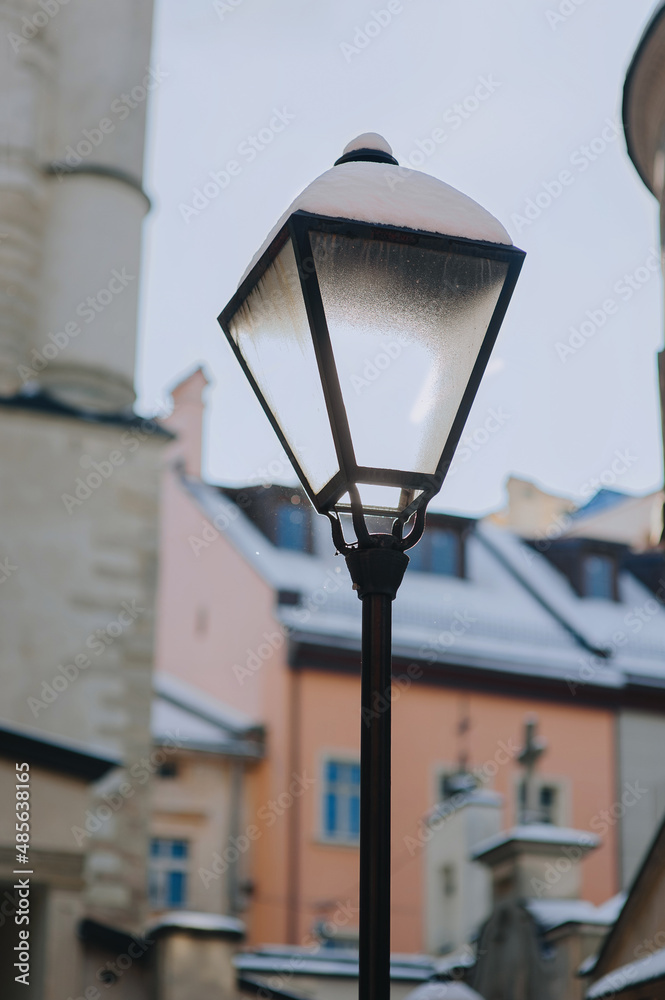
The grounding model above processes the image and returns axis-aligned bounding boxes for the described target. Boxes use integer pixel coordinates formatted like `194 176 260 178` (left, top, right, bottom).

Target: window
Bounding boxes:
518 782 559 824
276 504 309 551
583 553 615 599
149 838 188 909
406 521 468 576
442 863 457 897
439 771 478 801
322 760 360 842
534 538 623 602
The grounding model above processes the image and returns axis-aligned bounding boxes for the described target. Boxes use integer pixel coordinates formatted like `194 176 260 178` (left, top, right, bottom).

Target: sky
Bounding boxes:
136 0 663 516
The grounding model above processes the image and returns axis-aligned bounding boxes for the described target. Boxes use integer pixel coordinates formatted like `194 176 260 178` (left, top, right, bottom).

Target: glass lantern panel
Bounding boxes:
228 239 340 495
310 231 508 476
337 485 407 513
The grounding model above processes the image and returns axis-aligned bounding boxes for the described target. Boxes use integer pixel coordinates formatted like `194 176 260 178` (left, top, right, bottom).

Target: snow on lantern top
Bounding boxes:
241 134 512 282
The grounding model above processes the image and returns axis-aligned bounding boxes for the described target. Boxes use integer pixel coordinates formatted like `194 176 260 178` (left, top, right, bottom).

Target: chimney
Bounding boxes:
165 367 210 477
471 824 599 903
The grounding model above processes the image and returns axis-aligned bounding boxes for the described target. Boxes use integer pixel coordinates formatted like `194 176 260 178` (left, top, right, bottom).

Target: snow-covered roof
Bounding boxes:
471 824 599 861
235 947 435 982
180 473 665 695
404 981 485 1000
586 945 665 998
152 673 263 758
527 894 625 932
241 134 513 281
433 950 477 976
571 490 629 521
147 910 245 938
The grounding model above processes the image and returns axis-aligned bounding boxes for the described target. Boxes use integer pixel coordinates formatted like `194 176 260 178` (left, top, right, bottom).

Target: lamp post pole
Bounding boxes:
217 132 524 1000
345 539 409 1000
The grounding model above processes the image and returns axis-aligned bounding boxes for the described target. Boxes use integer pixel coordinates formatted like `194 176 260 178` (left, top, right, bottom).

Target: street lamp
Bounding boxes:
218 133 524 1000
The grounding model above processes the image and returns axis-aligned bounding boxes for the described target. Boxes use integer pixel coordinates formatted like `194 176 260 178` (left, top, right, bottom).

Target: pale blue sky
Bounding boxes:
136 0 663 515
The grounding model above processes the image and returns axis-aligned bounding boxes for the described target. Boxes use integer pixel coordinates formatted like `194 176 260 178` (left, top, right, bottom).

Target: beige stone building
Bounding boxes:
0 0 171 994
149 673 264 921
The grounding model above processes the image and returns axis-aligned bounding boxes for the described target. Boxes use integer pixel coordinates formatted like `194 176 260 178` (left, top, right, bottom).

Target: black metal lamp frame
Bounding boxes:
219 211 525 522
218 211 524 1000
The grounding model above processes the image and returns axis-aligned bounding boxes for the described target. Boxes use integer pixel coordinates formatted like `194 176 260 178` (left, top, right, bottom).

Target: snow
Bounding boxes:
404 982 485 1000
147 910 245 936
155 672 257 733
586 945 665 997
471 824 599 859
342 132 394 156
235 950 434 982
240 144 513 282
152 673 263 757
179 474 665 694
434 951 477 976
527 895 623 931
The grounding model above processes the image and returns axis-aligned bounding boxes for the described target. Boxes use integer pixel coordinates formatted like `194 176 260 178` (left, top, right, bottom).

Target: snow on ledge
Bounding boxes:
147 910 245 938
471 824 599 859
586 945 665 998
527 896 623 932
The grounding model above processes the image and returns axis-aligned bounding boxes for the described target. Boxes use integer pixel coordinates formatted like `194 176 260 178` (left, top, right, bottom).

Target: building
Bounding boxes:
623 0 665 521
149 673 264 921
0 1 168 994
155 369 665 956
0 722 121 1000
583 813 665 999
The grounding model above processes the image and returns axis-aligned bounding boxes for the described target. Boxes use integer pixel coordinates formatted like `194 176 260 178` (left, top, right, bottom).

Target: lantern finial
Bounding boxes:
335 132 399 167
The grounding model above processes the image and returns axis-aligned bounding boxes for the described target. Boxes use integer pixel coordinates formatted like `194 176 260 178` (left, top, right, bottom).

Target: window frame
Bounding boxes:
319 753 361 846
148 837 189 910
407 514 473 578
275 501 312 552
513 774 568 827
581 550 618 601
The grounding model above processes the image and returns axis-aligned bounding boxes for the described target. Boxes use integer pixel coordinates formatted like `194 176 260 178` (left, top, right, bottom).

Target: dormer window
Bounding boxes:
406 515 473 577
530 537 623 602
582 552 615 600
276 503 309 551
